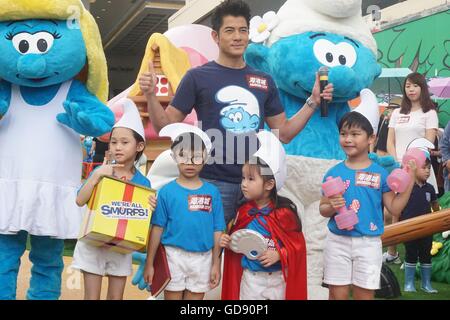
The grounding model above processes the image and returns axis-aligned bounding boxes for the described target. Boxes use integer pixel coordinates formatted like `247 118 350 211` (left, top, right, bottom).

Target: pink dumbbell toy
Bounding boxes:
322 176 358 230
387 148 426 193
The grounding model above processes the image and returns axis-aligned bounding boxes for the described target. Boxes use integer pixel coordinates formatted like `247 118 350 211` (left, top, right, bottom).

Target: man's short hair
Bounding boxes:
211 0 251 33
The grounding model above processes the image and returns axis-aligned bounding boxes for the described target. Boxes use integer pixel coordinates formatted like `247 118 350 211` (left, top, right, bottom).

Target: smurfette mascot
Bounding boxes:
0 0 114 300
245 0 383 299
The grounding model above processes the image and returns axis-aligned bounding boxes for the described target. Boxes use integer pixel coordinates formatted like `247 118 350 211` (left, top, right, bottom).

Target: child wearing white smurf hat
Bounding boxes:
71 98 155 300
220 130 307 300
143 123 226 300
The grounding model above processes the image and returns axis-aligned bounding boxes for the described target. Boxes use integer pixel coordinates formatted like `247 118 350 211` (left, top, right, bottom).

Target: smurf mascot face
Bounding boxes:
245 0 381 102
0 19 86 87
263 32 380 102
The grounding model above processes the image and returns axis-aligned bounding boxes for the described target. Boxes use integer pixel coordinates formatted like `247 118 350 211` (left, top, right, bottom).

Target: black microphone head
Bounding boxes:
318 66 329 76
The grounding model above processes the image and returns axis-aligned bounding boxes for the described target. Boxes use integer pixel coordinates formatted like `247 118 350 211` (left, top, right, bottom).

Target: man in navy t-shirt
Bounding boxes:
139 0 334 223
171 61 284 184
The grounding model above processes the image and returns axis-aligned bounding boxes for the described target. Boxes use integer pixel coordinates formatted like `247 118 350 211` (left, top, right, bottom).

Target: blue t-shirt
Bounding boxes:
323 161 390 237
151 179 226 252
128 170 151 188
171 61 284 183
400 182 436 221
241 215 282 272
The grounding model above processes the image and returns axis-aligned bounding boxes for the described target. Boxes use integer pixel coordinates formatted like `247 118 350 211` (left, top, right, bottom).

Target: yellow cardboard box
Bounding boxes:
79 176 156 254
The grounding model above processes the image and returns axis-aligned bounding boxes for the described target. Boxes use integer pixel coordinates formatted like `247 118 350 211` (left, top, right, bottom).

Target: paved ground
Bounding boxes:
16 251 222 300
17 252 150 300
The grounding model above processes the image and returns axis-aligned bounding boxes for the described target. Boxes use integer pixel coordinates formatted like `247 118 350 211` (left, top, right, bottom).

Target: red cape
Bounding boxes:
221 201 307 300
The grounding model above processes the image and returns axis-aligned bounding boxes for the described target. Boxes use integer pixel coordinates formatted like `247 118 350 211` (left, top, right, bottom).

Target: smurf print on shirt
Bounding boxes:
216 85 261 134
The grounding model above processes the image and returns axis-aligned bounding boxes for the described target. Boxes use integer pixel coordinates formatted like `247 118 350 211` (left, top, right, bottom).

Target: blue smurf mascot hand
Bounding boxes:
131 252 151 291
58 93 114 137
369 153 400 174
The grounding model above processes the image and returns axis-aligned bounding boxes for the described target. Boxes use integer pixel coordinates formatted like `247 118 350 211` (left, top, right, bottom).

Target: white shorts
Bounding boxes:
323 231 382 290
239 269 285 300
164 246 212 293
71 240 132 277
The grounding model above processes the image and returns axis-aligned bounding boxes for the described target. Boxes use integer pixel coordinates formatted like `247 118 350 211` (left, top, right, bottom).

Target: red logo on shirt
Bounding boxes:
355 172 381 189
398 115 410 124
247 75 268 91
188 195 212 212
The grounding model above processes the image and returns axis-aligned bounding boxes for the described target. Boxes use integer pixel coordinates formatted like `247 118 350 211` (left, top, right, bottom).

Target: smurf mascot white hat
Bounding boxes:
253 131 287 191
267 0 377 56
113 98 146 141
159 123 213 155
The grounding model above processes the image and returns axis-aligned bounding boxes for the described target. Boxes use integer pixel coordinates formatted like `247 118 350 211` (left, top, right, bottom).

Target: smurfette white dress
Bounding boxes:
0 81 84 239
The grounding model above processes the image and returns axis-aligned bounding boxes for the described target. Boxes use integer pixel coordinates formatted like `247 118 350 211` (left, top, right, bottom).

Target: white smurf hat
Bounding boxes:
159 123 212 155
353 88 380 133
253 131 287 191
113 98 146 141
407 138 434 159
267 0 377 56
146 149 179 190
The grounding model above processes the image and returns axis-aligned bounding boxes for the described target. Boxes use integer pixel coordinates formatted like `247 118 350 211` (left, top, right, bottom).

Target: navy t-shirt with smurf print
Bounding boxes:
171 61 284 183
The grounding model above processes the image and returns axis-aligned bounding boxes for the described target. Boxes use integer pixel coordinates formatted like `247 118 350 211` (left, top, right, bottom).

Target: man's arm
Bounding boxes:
266 108 314 144
139 61 186 133
266 73 333 144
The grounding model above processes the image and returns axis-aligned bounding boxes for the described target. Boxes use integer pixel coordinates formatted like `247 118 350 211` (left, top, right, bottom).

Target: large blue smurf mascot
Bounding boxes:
245 0 381 299
0 0 114 299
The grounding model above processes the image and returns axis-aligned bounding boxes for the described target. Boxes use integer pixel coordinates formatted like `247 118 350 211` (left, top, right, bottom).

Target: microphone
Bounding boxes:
318 66 329 117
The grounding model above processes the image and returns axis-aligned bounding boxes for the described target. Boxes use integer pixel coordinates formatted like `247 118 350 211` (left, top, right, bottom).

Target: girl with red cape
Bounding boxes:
220 131 307 300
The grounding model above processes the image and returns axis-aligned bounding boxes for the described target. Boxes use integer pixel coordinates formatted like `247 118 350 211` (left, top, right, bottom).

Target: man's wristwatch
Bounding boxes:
306 96 319 110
